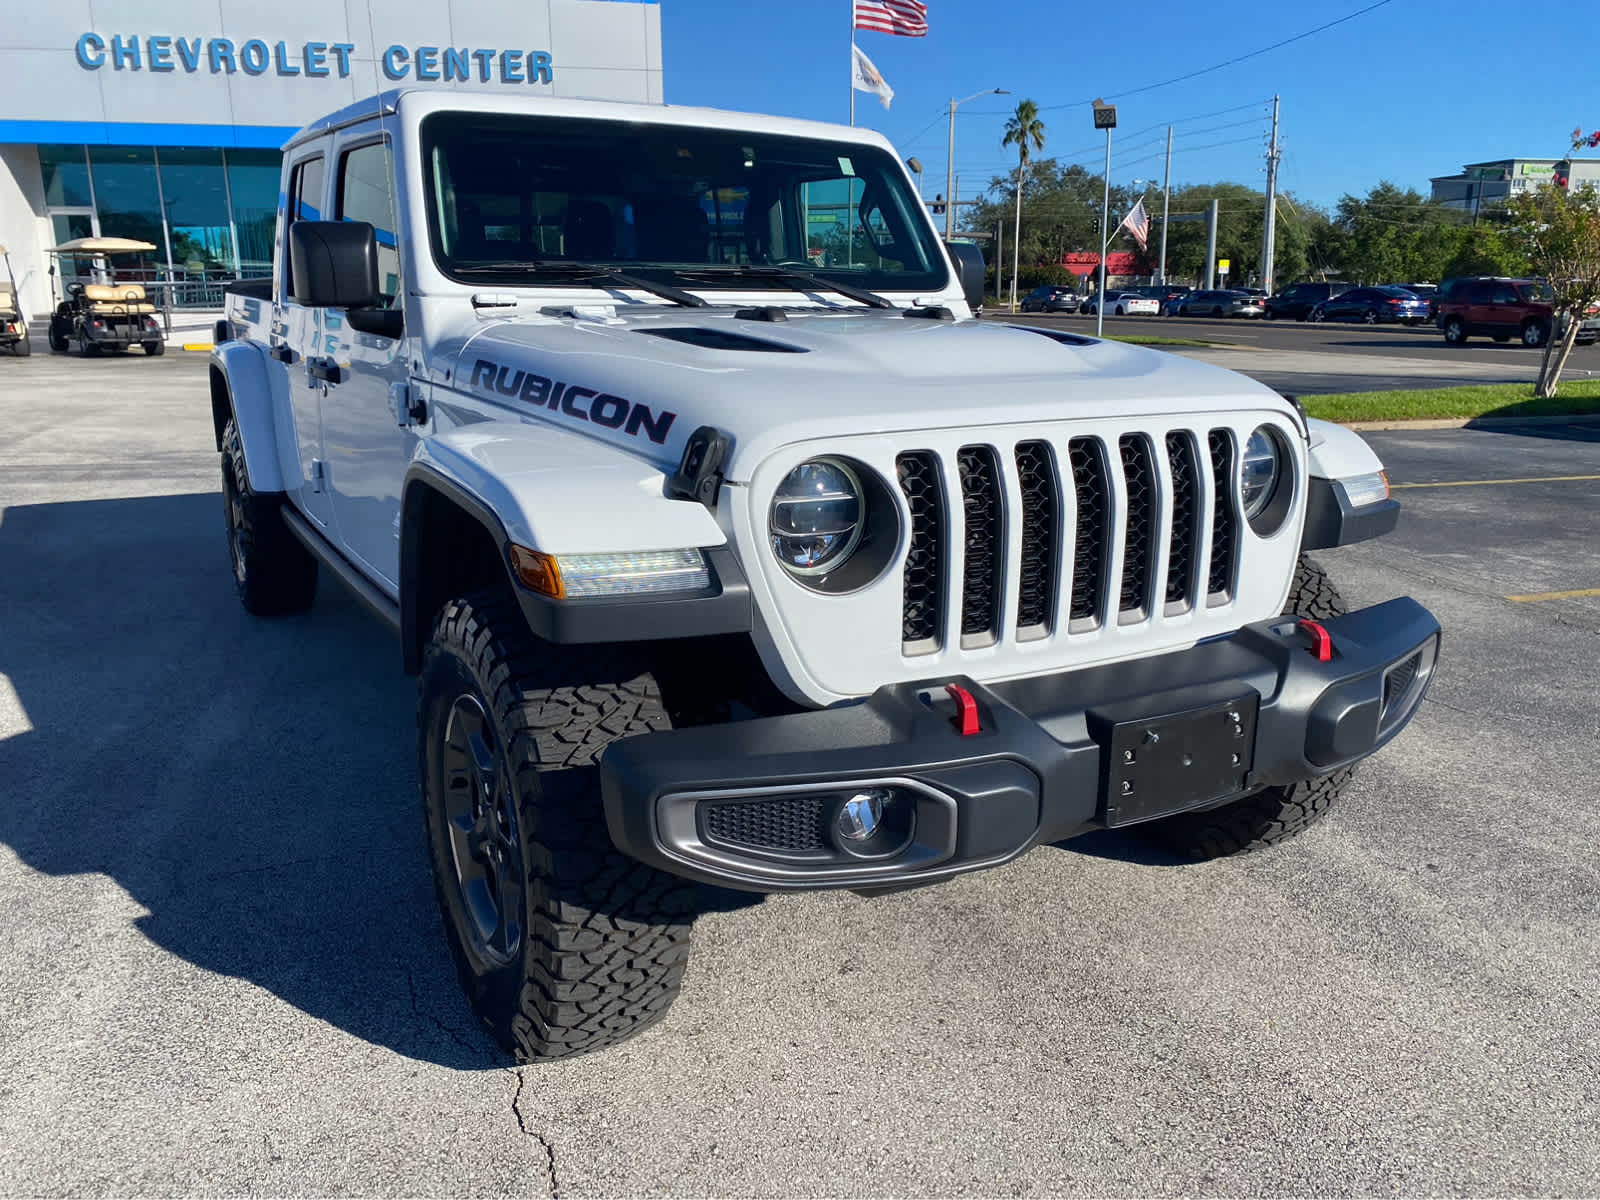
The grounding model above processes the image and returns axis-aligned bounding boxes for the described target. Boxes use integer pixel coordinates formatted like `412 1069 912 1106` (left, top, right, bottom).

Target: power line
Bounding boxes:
1032 0 1396 110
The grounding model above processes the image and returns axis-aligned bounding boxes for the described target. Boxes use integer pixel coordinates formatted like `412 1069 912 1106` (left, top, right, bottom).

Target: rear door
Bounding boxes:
279 151 335 531
318 128 411 590
1484 282 1522 336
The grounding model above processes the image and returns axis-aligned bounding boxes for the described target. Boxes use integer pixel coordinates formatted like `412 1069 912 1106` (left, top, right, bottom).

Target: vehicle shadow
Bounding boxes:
0 491 760 1068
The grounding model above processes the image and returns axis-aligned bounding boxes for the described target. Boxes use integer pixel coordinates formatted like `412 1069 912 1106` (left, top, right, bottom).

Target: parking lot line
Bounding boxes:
1504 587 1600 603
1391 474 1600 489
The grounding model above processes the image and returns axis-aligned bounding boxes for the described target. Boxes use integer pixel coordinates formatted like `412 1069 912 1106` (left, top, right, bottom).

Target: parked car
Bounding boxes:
1434 277 1598 347
1139 285 1189 311
1309 286 1430 326
1263 282 1353 321
1171 289 1264 318
1020 285 1081 314
1082 290 1159 316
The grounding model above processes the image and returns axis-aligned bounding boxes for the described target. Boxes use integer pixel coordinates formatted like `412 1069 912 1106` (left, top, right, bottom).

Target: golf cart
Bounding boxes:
46 237 166 356
0 245 27 356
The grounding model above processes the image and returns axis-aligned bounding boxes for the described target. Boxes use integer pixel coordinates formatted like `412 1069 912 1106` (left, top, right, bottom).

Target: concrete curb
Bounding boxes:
1342 413 1600 431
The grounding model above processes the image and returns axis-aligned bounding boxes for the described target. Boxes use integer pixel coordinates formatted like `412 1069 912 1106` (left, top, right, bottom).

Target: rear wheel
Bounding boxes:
1142 554 1353 860
220 416 317 615
143 339 165 356
1443 316 1467 345
1362 310 1378 325
13 333 30 357
1310 308 1326 323
419 596 696 1061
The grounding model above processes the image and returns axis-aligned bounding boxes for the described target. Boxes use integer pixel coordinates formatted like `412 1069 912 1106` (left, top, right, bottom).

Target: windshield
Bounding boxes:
420 111 949 295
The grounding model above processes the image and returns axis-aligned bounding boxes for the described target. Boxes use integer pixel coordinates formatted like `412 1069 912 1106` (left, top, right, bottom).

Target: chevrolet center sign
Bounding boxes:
73 34 555 85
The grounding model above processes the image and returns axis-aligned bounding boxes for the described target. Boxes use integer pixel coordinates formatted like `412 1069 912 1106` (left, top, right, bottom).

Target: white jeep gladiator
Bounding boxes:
210 89 1439 1062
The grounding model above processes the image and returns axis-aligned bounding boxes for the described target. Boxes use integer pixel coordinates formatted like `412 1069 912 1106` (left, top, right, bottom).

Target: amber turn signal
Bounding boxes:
508 545 564 598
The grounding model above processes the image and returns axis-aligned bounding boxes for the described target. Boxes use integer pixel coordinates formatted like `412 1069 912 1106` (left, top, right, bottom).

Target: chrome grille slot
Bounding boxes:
1014 441 1059 636
1117 434 1157 620
957 446 1004 645
1207 429 1239 601
1164 432 1200 612
1068 438 1110 627
896 451 945 651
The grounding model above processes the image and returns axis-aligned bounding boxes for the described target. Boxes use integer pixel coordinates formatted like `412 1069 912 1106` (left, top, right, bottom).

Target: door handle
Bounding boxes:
269 343 295 363
306 356 344 384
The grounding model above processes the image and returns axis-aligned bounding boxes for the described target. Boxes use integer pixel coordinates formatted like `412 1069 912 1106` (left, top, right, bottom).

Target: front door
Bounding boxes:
279 153 336 531
318 131 411 591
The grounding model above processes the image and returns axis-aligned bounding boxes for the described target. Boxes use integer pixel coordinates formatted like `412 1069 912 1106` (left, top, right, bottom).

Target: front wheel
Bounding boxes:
1521 320 1550 348
420 596 696 1062
1142 554 1353 860
1362 310 1378 325
1310 308 1326 323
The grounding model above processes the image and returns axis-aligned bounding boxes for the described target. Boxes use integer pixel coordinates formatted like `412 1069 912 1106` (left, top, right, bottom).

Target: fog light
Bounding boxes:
836 789 889 841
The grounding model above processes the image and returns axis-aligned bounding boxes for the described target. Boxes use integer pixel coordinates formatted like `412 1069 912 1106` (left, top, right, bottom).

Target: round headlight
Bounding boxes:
1240 426 1282 519
770 458 864 576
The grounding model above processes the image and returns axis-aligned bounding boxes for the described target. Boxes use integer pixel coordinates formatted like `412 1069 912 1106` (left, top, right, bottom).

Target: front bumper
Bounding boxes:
602 598 1440 892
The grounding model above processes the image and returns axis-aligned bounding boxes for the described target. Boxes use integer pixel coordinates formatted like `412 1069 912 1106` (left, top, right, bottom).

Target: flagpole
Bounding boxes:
848 1 856 125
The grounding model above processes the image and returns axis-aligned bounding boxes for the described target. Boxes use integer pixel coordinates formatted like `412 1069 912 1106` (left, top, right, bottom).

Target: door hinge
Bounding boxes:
389 381 428 426
310 459 327 492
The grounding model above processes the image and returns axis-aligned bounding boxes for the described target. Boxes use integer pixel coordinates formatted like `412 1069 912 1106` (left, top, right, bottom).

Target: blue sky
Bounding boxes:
659 0 1597 212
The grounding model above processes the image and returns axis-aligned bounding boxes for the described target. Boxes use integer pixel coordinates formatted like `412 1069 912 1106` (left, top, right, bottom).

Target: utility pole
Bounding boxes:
1260 94 1281 294
996 219 1004 312
946 87 1010 241
1092 99 1117 337
1158 125 1172 285
1204 198 1219 289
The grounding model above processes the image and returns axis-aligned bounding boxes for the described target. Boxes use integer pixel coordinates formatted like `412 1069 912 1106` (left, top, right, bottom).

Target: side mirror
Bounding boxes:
289 220 379 309
944 241 986 311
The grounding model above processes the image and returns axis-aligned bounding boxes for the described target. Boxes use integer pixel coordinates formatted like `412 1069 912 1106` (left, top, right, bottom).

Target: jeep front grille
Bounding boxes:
895 427 1243 652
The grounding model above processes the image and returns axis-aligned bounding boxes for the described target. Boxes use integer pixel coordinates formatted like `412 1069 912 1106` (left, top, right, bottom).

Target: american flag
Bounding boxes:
1119 198 1150 251
853 0 929 37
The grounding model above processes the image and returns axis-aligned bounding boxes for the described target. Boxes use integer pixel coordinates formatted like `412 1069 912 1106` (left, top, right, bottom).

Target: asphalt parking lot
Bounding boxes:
2 351 1597 1196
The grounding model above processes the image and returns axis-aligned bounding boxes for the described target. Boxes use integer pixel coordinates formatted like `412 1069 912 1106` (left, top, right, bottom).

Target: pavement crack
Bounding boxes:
403 965 488 1059
512 1068 561 1199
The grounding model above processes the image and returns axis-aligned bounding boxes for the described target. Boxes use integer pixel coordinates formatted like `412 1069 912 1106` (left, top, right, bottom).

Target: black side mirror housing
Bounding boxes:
944 241 987 312
289 220 380 309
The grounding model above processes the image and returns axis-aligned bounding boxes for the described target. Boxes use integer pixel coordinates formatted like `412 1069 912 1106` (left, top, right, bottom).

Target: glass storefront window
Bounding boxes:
226 149 281 279
159 148 234 277
88 147 167 279
39 145 92 207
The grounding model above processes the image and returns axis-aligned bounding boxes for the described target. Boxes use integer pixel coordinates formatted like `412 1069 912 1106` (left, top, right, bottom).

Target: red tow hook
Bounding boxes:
1297 618 1334 663
944 683 981 736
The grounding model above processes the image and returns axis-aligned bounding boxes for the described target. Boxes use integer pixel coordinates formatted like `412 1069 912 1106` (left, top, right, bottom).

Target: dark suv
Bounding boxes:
1435 277 1598 347
1020 285 1081 313
1264 281 1352 321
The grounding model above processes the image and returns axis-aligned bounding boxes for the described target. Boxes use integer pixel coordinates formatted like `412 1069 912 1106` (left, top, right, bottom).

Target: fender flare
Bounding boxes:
209 341 287 494
1301 418 1399 551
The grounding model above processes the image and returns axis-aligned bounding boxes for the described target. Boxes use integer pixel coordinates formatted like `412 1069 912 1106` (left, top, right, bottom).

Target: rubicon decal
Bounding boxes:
468 359 676 444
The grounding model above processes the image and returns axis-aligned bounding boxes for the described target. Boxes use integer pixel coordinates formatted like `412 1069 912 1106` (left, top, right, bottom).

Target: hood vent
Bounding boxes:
1009 324 1097 347
640 327 808 353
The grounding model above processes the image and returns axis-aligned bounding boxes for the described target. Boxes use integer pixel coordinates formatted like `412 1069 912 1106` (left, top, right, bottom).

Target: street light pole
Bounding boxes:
945 87 1009 240
1092 99 1117 338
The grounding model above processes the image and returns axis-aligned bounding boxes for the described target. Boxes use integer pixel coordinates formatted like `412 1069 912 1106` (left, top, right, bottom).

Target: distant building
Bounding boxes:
1431 158 1600 213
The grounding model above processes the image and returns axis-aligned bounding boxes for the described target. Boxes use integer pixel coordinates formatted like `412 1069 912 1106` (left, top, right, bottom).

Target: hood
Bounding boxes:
433 303 1289 480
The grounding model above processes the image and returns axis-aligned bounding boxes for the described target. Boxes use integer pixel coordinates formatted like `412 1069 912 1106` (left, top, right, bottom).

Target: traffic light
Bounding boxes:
1091 217 1101 235
930 194 946 214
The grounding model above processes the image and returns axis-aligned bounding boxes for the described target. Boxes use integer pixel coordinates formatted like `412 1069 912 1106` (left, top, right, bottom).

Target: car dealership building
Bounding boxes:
0 0 664 319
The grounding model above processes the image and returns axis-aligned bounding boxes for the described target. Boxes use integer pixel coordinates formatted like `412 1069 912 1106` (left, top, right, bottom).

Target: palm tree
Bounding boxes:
1002 100 1046 311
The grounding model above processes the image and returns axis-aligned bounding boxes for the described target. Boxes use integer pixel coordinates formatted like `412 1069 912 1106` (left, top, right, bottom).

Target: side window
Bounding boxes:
1490 284 1519 304
337 141 401 306
282 155 325 297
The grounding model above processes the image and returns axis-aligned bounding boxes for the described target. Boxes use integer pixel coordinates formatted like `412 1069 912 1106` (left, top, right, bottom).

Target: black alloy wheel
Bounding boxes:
438 694 525 967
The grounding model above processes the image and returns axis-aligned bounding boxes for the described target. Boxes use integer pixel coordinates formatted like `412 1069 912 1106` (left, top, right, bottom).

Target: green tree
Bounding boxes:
1001 100 1046 309
1507 179 1600 396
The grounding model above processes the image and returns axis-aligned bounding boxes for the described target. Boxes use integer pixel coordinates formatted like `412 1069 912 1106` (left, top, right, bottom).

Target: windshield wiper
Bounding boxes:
671 265 895 310
452 261 706 308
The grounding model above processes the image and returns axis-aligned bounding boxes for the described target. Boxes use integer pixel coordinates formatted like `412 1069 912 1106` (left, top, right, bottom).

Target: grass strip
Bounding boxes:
1105 334 1215 348
1301 380 1600 422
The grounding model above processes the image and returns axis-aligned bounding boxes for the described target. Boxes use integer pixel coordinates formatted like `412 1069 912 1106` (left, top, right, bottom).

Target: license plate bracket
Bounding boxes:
1094 691 1260 827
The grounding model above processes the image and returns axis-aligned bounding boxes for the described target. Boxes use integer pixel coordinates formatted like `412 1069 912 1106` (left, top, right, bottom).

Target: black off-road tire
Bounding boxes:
419 594 696 1062
220 417 317 615
1142 554 1353 860
47 321 68 353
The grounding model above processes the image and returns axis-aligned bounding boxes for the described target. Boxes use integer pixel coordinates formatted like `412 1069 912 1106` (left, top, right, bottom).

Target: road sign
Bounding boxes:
1092 99 1117 130
1218 258 1231 274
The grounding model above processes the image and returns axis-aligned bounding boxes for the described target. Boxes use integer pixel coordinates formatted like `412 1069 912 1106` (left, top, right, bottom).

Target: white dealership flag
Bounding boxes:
1119 197 1151 251
853 0 929 37
851 44 895 110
